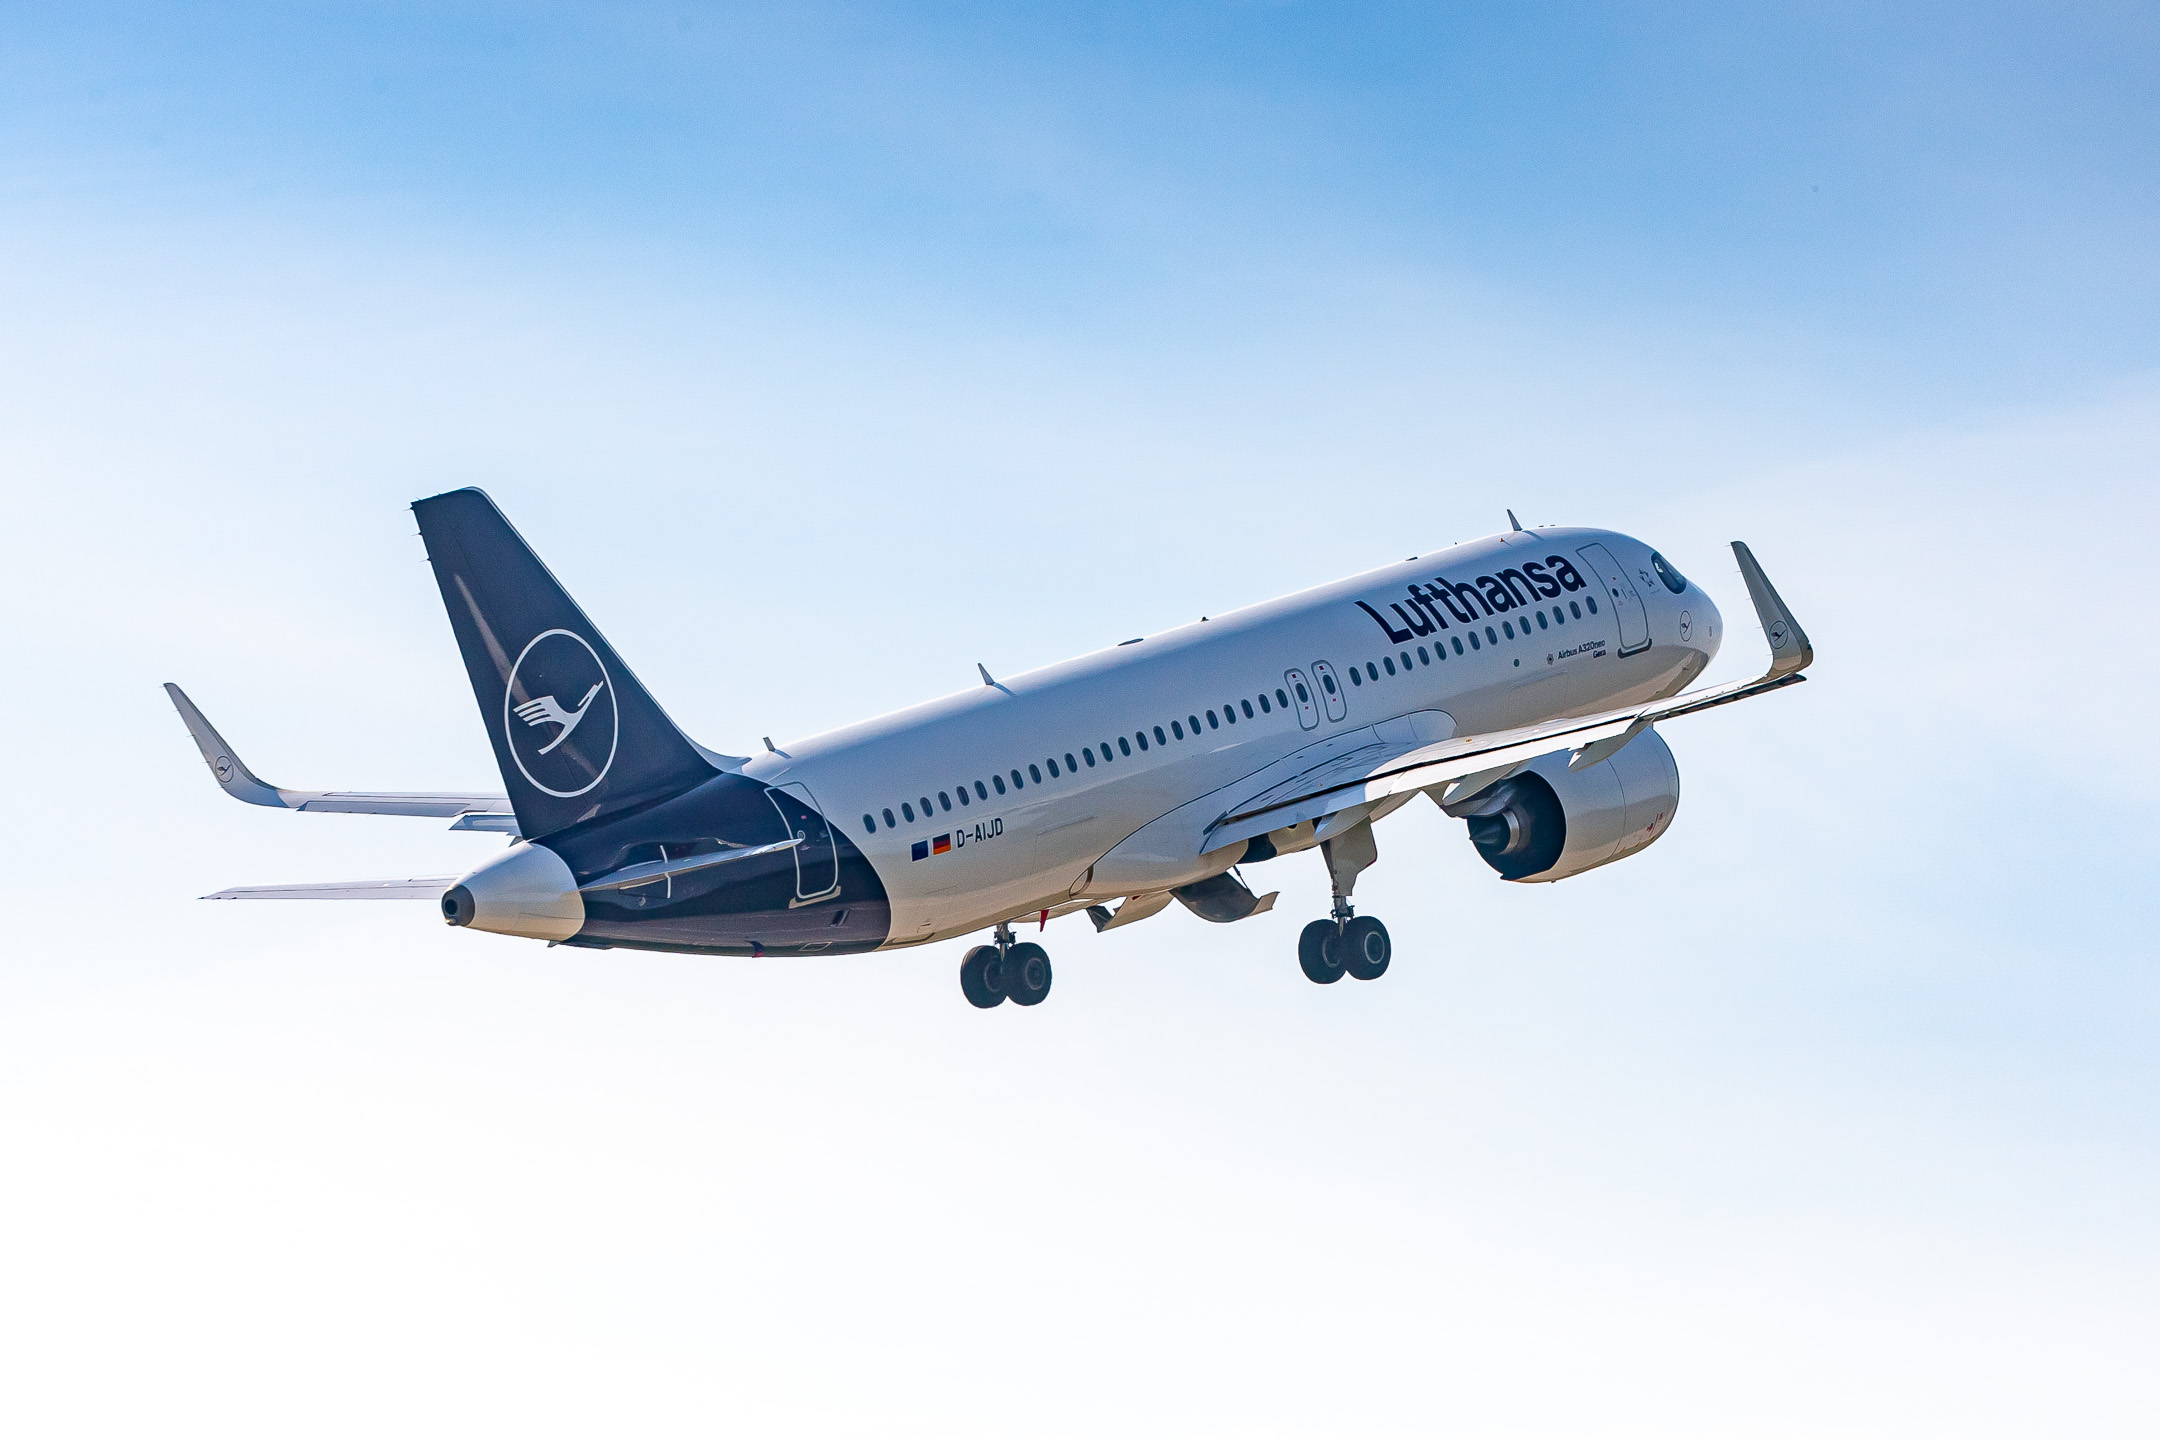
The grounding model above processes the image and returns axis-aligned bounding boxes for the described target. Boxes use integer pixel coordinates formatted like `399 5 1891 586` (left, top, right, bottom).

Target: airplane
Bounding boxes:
168 490 1812 1007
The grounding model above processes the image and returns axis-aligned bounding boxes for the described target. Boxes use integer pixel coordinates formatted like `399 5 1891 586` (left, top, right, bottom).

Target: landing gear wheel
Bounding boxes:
1005 942 1052 1006
959 945 1007 1009
1299 920 1345 984
1341 915 1391 981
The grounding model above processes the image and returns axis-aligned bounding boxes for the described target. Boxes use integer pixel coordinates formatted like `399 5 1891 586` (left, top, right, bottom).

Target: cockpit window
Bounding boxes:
1651 551 1688 594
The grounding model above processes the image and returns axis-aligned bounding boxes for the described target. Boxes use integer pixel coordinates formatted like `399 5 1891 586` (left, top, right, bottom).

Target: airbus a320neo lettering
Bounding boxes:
171 491 1812 1007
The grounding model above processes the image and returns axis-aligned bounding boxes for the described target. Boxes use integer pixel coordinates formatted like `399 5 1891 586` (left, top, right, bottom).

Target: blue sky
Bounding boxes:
2 5 2157 1436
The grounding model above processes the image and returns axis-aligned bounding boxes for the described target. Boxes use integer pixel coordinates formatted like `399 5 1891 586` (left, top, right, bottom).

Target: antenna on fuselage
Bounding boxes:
1507 509 1525 531
977 662 996 687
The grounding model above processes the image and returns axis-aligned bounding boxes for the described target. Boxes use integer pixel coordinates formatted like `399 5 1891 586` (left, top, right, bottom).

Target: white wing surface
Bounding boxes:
165 684 518 832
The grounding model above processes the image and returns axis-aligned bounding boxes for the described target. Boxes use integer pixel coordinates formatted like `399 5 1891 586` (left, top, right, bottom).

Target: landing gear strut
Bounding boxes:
959 921 1054 1009
1301 822 1390 984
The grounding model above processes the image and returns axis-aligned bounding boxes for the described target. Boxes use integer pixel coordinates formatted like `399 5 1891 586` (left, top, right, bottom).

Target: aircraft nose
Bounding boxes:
1693 589 1724 660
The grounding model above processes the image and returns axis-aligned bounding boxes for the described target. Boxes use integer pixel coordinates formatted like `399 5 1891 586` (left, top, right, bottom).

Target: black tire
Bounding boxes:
1298 920 1345 984
1342 915 1391 980
1006 942 1052 1006
959 945 1006 1009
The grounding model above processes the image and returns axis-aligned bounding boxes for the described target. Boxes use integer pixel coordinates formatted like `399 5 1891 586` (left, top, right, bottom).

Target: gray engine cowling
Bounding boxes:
1446 729 1681 883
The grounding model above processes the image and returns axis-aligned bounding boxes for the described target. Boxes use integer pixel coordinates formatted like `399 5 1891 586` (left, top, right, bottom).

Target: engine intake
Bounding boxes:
1448 729 1681 883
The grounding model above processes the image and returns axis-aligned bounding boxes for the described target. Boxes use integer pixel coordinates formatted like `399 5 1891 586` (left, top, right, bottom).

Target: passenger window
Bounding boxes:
1485 626 1498 643
958 785 971 805
1294 684 1309 704
1188 714 1200 734
1366 662 1378 680
1046 759 1059 778
1241 700 1254 719
1503 621 1514 638
883 808 897 827
975 781 989 800
1153 726 1167 745
1468 632 1480 650
1171 721 1184 739
1322 674 1337 694
918 797 931 816
1588 596 1599 614
1207 711 1219 728
1452 636 1464 654
1065 752 1078 771
1383 657 1396 675
1257 695 1270 713
1083 747 1096 766
1028 764 1041 783
1275 688 1289 708
1119 736 1132 756
863 813 877 833
1136 731 1149 751
1569 601 1580 618
1417 646 1429 664
1536 612 1548 630
1349 669 1362 686
993 775 1007 795
902 802 915 822
1012 769 1026 788
1397 652 1410 670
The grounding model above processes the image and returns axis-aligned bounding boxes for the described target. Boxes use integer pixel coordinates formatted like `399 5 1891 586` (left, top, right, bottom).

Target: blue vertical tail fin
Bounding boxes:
413 489 716 839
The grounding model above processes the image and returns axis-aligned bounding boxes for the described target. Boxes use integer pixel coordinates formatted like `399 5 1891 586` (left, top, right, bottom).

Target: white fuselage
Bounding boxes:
741 527 1722 947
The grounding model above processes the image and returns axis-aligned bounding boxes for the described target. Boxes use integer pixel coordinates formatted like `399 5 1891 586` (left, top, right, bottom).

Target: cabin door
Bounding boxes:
1575 544 1652 655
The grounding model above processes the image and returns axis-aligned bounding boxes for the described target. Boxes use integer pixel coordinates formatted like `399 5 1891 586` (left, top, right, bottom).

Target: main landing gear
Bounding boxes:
959 922 1053 1009
1298 903 1391 985
1301 819 1390 985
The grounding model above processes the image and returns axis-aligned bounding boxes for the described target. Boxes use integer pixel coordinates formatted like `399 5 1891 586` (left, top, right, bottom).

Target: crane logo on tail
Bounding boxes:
516 683 604 754
503 629 619 799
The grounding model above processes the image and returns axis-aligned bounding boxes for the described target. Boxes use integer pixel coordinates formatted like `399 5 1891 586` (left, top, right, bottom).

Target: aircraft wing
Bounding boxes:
165 683 519 833
202 876 458 900
1200 540 1812 854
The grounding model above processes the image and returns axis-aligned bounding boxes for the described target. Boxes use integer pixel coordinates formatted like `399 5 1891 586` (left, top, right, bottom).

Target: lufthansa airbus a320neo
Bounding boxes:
170 490 1812 1007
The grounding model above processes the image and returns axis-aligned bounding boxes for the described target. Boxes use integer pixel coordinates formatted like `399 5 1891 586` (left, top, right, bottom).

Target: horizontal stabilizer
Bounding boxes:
203 877 456 900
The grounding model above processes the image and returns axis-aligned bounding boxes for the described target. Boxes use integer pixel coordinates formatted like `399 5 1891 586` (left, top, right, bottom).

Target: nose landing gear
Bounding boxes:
959 922 1054 1009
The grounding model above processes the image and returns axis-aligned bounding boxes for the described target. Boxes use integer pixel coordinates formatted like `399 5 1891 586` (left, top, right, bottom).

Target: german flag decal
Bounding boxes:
932 833 953 855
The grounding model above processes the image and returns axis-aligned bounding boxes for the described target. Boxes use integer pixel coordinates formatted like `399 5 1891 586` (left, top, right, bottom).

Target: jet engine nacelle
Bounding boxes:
1450 729 1680 883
